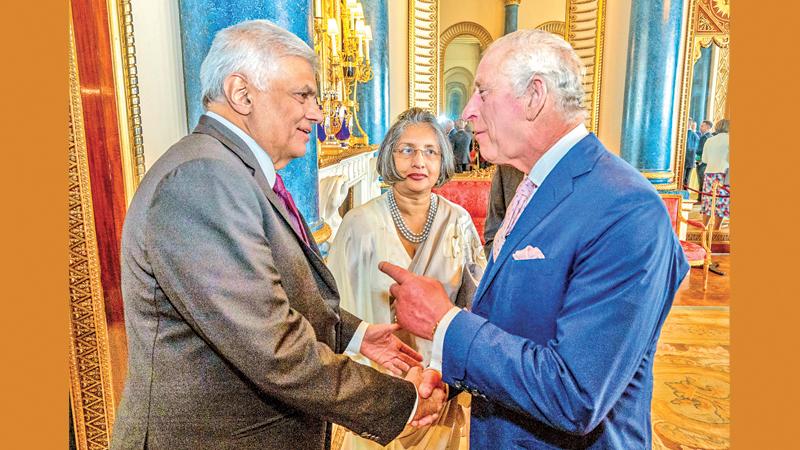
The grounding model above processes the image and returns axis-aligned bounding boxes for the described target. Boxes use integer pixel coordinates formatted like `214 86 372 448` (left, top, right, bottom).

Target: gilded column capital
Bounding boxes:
504 0 522 5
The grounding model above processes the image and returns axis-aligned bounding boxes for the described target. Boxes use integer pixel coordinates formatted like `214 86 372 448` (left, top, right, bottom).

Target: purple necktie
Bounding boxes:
493 178 537 260
272 174 310 246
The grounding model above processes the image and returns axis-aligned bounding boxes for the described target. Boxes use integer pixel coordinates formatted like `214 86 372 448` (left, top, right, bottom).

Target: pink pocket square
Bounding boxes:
512 245 545 261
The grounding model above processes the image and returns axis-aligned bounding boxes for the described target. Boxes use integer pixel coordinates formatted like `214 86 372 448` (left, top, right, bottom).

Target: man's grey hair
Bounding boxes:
377 108 455 187
488 29 586 120
199 20 317 107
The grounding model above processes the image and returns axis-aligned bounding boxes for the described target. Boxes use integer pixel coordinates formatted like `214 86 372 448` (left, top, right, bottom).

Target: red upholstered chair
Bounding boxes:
433 176 493 243
661 193 714 290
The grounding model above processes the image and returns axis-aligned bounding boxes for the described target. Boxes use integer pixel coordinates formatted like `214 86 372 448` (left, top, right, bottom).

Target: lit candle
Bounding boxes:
327 18 339 56
313 0 322 18
364 25 372 61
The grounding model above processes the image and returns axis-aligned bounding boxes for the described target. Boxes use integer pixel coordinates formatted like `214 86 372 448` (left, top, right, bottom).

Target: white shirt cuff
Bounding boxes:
428 307 461 372
406 385 419 424
344 321 370 355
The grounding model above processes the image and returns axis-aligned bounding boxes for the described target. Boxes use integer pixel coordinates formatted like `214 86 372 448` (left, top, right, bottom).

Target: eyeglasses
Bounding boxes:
393 146 441 160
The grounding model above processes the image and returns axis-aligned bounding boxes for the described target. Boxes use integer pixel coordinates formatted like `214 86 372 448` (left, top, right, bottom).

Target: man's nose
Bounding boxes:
308 102 323 123
462 91 480 122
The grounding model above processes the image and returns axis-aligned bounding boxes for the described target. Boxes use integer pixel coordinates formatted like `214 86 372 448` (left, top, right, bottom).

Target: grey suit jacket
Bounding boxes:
111 116 416 450
483 164 525 256
452 130 472 165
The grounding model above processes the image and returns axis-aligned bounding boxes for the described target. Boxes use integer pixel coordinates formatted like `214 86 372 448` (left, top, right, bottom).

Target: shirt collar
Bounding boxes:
527 123 589 187
205 111 277 188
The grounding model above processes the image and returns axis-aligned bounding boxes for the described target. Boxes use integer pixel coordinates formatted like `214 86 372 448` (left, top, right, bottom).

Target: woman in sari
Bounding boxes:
328 108 486 450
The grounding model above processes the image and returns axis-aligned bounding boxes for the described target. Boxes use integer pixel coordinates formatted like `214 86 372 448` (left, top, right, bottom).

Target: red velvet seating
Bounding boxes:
661 194 713 290
433 177 493 243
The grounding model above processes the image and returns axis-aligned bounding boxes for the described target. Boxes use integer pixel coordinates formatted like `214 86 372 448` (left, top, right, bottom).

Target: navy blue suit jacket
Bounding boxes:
441 134 688 449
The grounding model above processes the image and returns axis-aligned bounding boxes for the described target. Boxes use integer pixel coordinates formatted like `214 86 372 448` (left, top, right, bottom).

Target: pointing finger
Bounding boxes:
379 261 413 284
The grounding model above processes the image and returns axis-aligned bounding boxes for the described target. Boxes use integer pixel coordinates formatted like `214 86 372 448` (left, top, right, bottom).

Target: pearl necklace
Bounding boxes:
387 189 438 244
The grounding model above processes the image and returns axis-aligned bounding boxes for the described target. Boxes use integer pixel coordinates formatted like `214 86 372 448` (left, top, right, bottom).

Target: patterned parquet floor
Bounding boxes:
652 255 731 449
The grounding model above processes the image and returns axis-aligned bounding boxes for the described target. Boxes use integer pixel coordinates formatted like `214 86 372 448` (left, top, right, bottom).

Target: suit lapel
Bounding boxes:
473 135 603 309
194 116 339 294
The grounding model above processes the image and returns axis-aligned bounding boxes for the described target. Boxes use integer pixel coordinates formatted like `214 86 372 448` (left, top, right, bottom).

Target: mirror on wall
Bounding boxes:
442 36 481 121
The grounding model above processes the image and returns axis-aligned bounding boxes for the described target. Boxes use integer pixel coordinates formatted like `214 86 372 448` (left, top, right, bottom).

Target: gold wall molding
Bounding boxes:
503 0 522 6
564 0 606 134
69 18 117 450
438 21 494 112
675 0 730 189
535 20 566 38
107 0 146 204
408 0 439 111
713 46 729 124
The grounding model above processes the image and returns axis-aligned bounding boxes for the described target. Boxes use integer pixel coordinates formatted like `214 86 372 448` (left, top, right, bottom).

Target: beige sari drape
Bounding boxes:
327 193 486 450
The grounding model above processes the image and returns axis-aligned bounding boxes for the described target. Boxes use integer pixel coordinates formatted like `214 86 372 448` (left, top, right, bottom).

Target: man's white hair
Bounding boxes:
489 29 586 120
199 19 317 106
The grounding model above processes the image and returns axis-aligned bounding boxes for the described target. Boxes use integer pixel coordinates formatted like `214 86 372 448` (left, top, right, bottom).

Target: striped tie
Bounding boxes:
493 178 537 261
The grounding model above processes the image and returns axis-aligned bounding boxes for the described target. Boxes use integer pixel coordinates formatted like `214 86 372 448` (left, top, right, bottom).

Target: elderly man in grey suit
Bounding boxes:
111 20 446 450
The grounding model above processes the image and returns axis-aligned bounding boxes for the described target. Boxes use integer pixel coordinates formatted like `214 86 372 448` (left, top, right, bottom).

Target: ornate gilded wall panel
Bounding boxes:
408 0 438 111
564 0 605 133
69 21 117 450
536 20 566 38
713 46 729 124
674 0 729 188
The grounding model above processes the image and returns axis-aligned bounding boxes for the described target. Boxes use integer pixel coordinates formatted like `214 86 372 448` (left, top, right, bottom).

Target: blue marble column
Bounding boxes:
504 0 521 35
357 0 390 144
179 0 324 238
689 45 713 123
620 0 687 187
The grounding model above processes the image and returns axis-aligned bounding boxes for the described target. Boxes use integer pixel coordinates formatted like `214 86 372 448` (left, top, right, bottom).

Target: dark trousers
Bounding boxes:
683 149 696 188
696 162 707 190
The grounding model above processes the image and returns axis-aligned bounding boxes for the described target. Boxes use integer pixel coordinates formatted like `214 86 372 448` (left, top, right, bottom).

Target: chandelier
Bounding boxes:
313 0 374 156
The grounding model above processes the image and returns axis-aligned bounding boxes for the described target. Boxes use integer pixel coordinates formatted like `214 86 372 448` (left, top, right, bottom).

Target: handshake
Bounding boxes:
359 322 448 428
404 366 448 427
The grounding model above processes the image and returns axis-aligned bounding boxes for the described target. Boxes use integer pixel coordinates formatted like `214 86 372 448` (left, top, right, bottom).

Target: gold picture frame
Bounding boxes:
69 0 145 448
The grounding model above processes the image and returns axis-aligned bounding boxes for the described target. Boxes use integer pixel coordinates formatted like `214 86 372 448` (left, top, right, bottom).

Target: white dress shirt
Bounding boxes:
429 123 589 372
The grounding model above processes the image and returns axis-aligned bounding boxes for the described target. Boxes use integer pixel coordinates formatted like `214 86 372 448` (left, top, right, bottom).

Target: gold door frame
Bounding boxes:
409 0 606 134
673 0 730 189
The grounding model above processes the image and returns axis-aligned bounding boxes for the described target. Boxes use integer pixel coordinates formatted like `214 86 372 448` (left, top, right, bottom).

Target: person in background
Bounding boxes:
328 107 486 450
483 164 525 257
701 119 730 230
451 119 473 173
696 119 714 191
684 118 700 188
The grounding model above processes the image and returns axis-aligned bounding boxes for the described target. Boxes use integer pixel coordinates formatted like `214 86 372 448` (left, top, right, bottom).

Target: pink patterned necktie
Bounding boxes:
493 178 537 261
272 174 310 246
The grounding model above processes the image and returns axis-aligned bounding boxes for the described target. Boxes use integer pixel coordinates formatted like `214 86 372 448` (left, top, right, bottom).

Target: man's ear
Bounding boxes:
524 76 547 122
224 74 252 115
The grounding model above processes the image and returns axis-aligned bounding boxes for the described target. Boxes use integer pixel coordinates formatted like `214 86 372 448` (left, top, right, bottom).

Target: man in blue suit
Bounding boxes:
381 29 688 449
